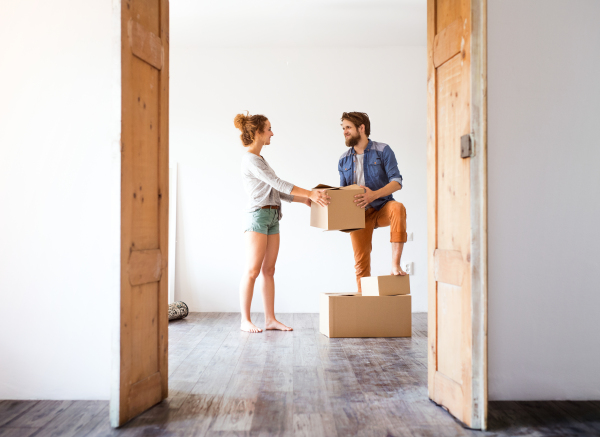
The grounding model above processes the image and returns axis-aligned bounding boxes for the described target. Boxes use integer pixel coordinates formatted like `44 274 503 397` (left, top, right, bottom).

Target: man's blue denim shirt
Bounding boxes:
338 140 403 211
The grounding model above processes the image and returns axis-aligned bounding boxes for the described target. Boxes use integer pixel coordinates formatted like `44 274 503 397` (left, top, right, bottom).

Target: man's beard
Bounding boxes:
345 133 360 148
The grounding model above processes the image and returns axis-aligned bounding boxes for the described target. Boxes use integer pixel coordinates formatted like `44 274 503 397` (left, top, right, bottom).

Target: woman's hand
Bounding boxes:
309 189 330 207
303 197 312 207
290 186 330 207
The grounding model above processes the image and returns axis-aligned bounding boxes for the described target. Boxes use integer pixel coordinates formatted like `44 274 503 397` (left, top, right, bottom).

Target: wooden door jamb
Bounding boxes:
469 0 488 430
109 0 123 427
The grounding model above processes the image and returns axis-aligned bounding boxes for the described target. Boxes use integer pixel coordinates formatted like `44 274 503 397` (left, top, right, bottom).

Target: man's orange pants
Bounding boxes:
350 201 407 292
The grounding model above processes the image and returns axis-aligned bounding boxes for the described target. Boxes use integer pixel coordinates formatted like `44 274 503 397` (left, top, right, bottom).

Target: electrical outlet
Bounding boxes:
406 232 413 242
404 262 413 275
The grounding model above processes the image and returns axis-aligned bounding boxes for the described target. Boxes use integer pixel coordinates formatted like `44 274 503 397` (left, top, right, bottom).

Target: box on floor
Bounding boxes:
319 292 411 338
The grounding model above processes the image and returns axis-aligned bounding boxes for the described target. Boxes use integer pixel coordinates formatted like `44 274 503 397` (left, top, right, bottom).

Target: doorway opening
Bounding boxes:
112 0 487 431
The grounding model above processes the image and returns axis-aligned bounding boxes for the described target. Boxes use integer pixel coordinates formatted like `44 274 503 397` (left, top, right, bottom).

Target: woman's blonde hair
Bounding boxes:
233 112 269 146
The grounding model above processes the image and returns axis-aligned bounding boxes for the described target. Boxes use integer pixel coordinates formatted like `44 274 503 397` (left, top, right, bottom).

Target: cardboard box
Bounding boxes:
320 293 411 338
361 275 410 297
310 184 365 232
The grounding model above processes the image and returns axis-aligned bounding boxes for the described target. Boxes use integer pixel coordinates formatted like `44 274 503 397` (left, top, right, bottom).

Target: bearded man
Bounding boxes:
338 112 408 292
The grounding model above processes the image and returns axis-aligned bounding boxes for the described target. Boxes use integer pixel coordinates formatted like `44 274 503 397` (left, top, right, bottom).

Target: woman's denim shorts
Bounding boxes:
245 208 280 235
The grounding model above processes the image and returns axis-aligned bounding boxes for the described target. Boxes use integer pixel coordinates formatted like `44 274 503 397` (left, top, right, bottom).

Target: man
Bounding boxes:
338 112 407 292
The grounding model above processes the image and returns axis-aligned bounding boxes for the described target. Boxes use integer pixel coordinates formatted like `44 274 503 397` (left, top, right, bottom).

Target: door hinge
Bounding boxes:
461 134 475 158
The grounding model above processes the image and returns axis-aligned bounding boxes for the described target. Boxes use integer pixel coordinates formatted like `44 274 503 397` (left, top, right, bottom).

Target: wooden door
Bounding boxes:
427 0 487 429
110 0 169 427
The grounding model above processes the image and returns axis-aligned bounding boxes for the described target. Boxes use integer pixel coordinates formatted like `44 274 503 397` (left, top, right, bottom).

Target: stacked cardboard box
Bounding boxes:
312 182 411 338
320 275 412 338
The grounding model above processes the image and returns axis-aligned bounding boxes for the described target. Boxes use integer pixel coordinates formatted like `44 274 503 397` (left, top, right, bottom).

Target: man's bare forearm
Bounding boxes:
375 181 402 199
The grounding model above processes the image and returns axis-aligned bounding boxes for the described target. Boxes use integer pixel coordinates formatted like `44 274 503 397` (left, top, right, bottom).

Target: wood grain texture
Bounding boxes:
433 18 463 68
436 0 462 30
426 0 439 401
0 427 39 437
0 401 39 427
113 0 169 427
428 0 484 429
128 249 162 285
433 370 465 422
434 248 467 286
1 401 73 429
128 372 163 419
158 0 170 403
470 0 488 429
460 0 475 426
437 284 463 384
3 313 600 436
26 401 105 437
128 19 163 70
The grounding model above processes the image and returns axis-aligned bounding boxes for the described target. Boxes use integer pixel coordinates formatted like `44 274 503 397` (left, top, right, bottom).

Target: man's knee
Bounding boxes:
388 202 407 242
389 201 406 217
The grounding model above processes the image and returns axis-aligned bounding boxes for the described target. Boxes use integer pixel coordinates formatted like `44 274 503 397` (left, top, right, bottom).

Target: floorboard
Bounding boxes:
1 312 599 436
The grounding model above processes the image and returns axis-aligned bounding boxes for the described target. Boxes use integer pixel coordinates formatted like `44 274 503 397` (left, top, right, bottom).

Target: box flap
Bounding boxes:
339 184 365 192
323 292 360 297
312 184 365 192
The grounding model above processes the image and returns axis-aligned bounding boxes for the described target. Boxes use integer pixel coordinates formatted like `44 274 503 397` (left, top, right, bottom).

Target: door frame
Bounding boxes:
110 0 170 427
109 0 123 425
469 0 488 430
426 0 487 430
108 0 486 429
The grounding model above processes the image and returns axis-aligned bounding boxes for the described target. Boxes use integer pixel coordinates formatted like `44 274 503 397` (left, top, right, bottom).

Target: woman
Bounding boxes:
235 112 329 333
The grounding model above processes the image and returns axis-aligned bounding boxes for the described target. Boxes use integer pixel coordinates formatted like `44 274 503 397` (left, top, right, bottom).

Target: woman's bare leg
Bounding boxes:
240 231 268 333
261 234 292 331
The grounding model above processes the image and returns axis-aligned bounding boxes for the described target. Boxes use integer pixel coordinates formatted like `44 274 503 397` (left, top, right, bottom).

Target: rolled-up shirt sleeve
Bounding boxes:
248 156 294 195
383 146 403 188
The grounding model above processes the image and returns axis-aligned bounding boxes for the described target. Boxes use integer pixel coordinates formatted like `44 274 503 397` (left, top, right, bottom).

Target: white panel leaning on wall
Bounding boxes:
168 163 178 304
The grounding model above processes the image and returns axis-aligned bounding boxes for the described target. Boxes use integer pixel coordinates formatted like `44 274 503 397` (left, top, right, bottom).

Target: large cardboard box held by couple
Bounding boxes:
320 292 412 338
310 184 365 232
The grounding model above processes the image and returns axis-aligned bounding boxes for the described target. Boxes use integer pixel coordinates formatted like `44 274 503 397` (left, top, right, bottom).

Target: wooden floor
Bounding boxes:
1 312 600 436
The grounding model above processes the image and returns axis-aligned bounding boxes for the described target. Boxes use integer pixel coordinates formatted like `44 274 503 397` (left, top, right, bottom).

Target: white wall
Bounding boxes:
0 0 117 399
172 0 425 48
488 0 600 400
171 46 428 313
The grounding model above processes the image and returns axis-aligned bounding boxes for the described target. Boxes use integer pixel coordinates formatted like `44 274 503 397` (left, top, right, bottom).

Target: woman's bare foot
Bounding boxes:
265 319 293 331
391 265 408 276
241 320 262 333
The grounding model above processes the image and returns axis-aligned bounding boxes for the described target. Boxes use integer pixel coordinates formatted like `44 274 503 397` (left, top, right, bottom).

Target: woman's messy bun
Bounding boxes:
233 111 268 146
233 113 247 130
